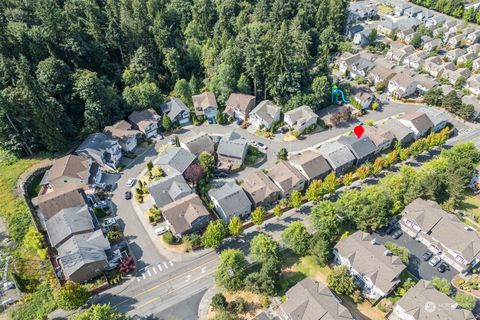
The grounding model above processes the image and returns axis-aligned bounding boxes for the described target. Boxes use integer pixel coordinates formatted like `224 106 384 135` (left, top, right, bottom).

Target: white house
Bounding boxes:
398 111 433 138
284 105 318 133
249 100 281 129
388 73 418 98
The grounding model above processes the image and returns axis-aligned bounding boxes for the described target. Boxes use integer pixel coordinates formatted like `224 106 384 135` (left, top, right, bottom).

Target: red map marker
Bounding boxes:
353 125 364 138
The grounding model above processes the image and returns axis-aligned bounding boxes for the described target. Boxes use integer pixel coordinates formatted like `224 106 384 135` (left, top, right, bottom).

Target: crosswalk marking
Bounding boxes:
135 261 175 282
169 261 173 266
153 267 157 274
164 262 168 269
142 273 146 279
158 264 162 271
147 270 151 277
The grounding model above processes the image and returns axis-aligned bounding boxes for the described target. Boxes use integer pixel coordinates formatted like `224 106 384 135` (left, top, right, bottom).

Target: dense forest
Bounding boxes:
411 0 480 24
0 0 348 156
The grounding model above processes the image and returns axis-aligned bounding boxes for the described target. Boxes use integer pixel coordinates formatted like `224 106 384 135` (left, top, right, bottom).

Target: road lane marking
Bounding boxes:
158 264 162 271
147 270 151 277
169 261 173 266
163 262 168 268
136 277 140 282
152 267 157 274
201 266 206 274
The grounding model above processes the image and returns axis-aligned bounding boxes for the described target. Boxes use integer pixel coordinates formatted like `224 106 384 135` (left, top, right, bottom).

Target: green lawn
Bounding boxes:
377 4 393 15
280 254 331 293
459 191 480 219
27 172 44 198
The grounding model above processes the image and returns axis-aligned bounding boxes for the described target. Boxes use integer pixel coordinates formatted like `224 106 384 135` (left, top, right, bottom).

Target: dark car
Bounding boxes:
385 223 396 235
392 229 403 239
437 262 449 273
422 251 433 261
125 191 132 200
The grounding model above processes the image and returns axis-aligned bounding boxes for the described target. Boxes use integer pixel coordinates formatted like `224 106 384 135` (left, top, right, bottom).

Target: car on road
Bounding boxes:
126 178 136 187
428 255 441 267
437 262 449 273
102 218 116 229
391 229 403 239
422 251 433 261
154 226 168 236
385 223 396 235
125 191 132 200
256 142 268 150
93 201 109 209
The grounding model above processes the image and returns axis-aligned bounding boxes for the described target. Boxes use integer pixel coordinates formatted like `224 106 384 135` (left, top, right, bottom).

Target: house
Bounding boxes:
388 73 418 98
473 57 480 72
217 131 249 166
405 6 422 18
347 24 364 39
450 22 467 34
104 120 141 152
241 171 281 208
394 4 411 17
338 135 377 165
424 56 444 78
446 48 466 62
442 68 471 86
180 132 215 156
57 230 110 283
403 51 427 70
278 278 354 320
444 19 458 30
467 75 480 95
45 205 94 248
462 95 480 121
348 2 378 21
154 147 196 175
387 45 416 64
391 280 476 320
353 27 372 47
417 107 449 132
249 100 281 129
416 10 433 22
378 119 415 146
423 38 441 52
367 64 396 85
447 34 464 49
467 30 480 45
338 53 374 78
334 231 406 300
128 108 161 139
224 93 256 121
208 182 252 221
148 173 193 208
352 86 374 109
397 28 415 42
363 126 395 152
192 91 218 124
416 74 439 94
426 15 446 28
39 154 102 192
76 133 122 170
32 186 88 220
468 43 480 55
267 161 307 197
289 150 332 182
160 97 190 126
161 193 210 238
458 52 476 65
284 106 318 133
318 142 356 175
377 20 398 35
398 112 434 138
400 198 480 272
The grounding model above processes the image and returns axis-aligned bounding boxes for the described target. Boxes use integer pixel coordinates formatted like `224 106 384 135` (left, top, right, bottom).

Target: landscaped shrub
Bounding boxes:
163 231 175 244
211 293 228 311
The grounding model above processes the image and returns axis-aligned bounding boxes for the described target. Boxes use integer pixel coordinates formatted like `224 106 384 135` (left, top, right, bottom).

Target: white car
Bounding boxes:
126 178 136 187
154 226 168 236
102 218 116 229
256 142 268 150
428 255 441 267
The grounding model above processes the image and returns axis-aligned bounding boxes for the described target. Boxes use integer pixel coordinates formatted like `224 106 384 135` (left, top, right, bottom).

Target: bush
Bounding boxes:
352 289 364 303
211 293 228 311
230 297 246 314
455 292 477 310
260 296 270 308
384 241 410 264
184 233 202 250
163 231 175 244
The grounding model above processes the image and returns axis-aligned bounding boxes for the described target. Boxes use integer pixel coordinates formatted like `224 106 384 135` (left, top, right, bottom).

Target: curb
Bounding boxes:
197 286 220 320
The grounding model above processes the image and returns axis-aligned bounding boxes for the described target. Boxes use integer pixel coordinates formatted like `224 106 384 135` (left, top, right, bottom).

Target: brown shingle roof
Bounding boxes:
225 93 256 114
241 171 281 206
401 112 434 133
363 126 395 147
128 108 161 132
162 193 210 236
104 120 141 139
192 92 218 116
32 186 87 219
47 155 90 183
267 161 306 193
289 150 332 181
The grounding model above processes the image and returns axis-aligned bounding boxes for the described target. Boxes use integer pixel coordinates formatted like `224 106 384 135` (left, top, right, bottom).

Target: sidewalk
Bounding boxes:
197 286 220 320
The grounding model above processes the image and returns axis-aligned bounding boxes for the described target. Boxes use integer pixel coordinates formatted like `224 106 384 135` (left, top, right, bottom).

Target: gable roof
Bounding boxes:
281 278 354 320
104 120 141 140
336 231 406 294
208 182 252 218
155 147 196 174
148 173 193 208
289 150 332 181
32 186 87 219
417 107 449 127
45 205 94 248
217 131 248 160
181 132 214 156
337 135 377 160
267 161 306 192
128 108 161 132
192 92 218 116
318 142 356 170
76 133 118 166
400 112 434 132
160 97 189 121
45 154 91 184
250 100 281 125
379 119 414 142
363 126 395 148
225 93 256 114
241 171 281 205
162 193 210 236
285 106 318 125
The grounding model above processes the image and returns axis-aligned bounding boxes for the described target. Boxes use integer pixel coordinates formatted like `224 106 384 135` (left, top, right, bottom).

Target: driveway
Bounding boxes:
372 231 456 281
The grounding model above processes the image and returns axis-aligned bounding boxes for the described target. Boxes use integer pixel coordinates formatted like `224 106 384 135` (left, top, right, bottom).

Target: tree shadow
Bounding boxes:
92 292 139 314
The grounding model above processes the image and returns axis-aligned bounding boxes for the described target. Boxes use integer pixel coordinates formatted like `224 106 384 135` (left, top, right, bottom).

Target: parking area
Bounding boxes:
373 229 457 281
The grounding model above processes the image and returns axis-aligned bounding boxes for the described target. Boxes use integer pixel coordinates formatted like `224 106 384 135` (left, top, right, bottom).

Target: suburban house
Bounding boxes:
352 86 374 109
398 112 434 138
473 58 480 72
424 56 444 78
128 108 161 139
45 205 95 248
468 43 480 55
148 173 193 208
447 34 464 49
267 161 307 197
391 280 475 320
57 230 110 283
160 97 191 126
32 186 88 220
154 147 196 175
338 135 377 165
394 3 410 16
76 133 122 170
334 231 406 301
104 120 141 152
467 75 480 96
39 154 102 192
363 126 395 152
388 73 418 99
224 93 256 121
400 198 480 273
426 15 446 28
416 74 439 94
249 100 281 129
278 278 354 320
192 91 218 124
180 131 215 156
367 64 396 85
289 150 332 182
377 20 398 36
379 119 415 146
462 95 480 121
446 48 466 62
284 105 318 133
208 182 252 222
161 193 210 238
338 53 375 78
403 51 427 71
467 30 480 45
417 107 449 132
217 131 249 167
397 28 415 43
416 10 433 22
423 38 442 53
442 68 471 86
348 1 377 21
347 24 364 39
457 52 475 65
404 6 422 18
318 142 356 175
386 45 416 64
241 171 281 208
353 27 372 47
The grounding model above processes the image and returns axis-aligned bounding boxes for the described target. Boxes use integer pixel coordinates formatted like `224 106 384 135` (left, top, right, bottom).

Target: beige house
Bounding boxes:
162 194 210 238
267 161 306 197
128 108 161 138
241 171 281 208
289 150 332 182
224 93 256 121
104 120 141 152
284 105 318 133
192 91 218 123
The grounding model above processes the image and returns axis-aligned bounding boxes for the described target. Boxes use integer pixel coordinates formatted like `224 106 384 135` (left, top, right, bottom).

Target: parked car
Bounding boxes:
125 191 132 200
126 178 136 187
422 251 433 261
154 226 168 236
93 201 109 209
213 172 228 179
385 224 396 235
437 262 449 273
278 127 288 134
428 255 441 267
391 229 403 239
102 218 116 229
256 142 268 150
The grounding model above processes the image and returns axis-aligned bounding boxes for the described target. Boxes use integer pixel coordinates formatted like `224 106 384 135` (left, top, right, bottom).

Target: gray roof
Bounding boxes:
396 280 475 320
289 150 332 181
161 97 189 121
217 131 248 160
58 230 109 279
155 147 195 174
76 133 117 167
379 119 414 142
281 278 354 320
318 142 356 170
267 161 306 193
338 135 377 160
417 107 449 127
181 132 214 156
208 182 252 219
148 173 193 208
335 231 406 294
45 205 94 248
250 100 281 126
401 112 434 133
